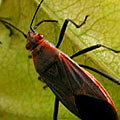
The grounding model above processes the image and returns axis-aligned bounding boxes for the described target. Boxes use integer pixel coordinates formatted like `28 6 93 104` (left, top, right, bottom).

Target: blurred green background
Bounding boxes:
0 0 120 119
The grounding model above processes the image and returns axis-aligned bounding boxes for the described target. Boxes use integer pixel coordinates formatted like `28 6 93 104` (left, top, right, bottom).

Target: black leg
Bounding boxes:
43 85 48 89
28 55 32 59
38 76 48 89
53 97 59 120
38 76 41 80
38 76 59 119
79 64 120 85
56 15 89 48
70 44 120 59
33 20 58 30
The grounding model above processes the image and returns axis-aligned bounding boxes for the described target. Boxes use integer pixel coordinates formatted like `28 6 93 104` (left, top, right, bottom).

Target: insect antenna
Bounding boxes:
30 0 44 32
0 19 27 38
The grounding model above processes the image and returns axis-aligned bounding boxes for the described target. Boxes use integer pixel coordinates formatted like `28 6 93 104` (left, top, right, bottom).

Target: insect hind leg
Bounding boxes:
53 97 59 120
79 64 120 85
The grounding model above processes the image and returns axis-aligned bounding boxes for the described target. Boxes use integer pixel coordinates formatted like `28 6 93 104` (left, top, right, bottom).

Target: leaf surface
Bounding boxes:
0 0 120 119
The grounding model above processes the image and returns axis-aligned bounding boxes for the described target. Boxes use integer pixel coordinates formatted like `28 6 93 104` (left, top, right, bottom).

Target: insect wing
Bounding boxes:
41 51 118 119
32 42 118 119
60 54 118 120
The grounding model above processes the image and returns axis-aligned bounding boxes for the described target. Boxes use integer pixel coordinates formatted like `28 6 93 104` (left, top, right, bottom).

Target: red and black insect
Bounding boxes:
0 0 120 120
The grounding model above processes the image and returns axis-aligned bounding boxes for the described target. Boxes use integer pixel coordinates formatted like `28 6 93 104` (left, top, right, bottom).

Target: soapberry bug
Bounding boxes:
0 0 120 120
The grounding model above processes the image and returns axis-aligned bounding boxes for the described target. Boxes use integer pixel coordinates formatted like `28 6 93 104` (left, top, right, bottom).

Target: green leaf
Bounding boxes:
0 0 120 120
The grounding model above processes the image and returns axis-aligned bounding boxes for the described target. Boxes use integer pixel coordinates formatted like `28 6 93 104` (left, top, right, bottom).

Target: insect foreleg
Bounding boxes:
56 15 89 48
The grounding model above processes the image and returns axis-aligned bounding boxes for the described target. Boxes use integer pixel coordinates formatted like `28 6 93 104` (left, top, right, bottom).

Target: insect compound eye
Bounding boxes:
38 34 43 40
